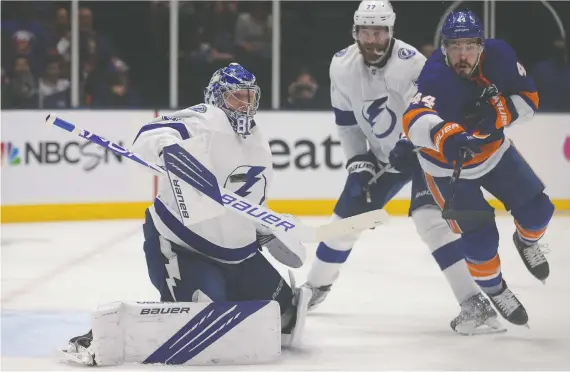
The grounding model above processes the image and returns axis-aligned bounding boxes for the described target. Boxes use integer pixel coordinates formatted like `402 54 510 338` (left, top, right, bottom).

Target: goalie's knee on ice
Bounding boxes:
89 301 282 366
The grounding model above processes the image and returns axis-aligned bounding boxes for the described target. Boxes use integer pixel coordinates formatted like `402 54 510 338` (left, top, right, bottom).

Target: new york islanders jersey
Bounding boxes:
330 39 426 165
132 104 274 264
403 39 539 179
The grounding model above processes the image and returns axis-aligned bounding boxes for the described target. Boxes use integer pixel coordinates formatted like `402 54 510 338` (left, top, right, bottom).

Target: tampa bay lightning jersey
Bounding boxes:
132 104 273 264
330 39 426 165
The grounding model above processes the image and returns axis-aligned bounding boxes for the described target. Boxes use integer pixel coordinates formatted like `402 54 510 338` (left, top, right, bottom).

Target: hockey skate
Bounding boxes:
450 293 506 335
513 232 550 283
61 329 96 365
282 271 313 347
488 280 529 326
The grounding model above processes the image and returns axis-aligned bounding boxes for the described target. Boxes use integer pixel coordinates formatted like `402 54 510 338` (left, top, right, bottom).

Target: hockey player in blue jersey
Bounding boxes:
403 10 554 326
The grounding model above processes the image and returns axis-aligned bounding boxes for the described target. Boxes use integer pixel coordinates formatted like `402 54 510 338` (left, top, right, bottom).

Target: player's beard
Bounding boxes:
453 61 474 77
360 42 389 64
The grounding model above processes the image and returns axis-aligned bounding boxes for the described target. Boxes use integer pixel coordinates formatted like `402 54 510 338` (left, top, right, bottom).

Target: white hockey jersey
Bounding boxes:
330 40 426 165
132 104 273 264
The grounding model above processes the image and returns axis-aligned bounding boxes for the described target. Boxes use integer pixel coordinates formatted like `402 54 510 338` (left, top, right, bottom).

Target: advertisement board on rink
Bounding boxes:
1 110 569 222
1 110 155 205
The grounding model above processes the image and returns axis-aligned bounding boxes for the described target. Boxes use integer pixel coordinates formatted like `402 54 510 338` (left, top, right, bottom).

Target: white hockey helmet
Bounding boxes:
352 0 396 40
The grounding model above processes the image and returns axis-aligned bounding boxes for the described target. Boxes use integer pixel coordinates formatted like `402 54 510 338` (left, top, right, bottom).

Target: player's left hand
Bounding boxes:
473 85 517 139
345 152 377 199
388 136 419 175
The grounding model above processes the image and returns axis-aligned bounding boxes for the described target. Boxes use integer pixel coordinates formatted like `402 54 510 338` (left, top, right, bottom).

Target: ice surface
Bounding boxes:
2 216 569 370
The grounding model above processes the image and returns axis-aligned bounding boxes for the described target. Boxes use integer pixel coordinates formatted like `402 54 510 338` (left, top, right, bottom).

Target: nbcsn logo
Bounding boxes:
0 142 21 166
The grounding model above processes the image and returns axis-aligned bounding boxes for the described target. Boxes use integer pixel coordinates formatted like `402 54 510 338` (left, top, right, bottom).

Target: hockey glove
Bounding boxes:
388 136 419 175
256 221 306 268
432 122 483 164
473 84 518 139
345 152 377 199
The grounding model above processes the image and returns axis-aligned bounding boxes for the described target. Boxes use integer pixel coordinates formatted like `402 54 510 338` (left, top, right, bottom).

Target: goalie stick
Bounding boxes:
45 113 389 242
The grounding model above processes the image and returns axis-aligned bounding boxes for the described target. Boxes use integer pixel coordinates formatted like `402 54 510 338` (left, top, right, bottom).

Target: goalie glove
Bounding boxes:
256 220 306 268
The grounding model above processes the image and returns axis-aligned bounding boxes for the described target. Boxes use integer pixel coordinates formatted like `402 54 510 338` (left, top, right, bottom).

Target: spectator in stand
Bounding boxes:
2 3 48 76
203 1 238 65
3 56 38 108
92 58 140 108
38 56 70 109
77 6 122 106
47 7 71 78
235 2 272 60
79 6 114 61
531 38 570 112
234 2 272 108
283 68 328 110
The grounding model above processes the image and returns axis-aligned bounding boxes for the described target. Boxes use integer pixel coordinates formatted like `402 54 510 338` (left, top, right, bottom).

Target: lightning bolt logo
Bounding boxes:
362 97 397 139
160 237 181 301
165 256 181 301
235 166 264 197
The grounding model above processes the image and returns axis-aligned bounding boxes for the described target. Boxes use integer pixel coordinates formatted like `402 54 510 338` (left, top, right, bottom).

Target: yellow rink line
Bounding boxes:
2 199 569 223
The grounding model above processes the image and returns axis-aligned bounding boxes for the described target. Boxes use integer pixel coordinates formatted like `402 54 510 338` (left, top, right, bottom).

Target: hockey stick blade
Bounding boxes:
313 209 389 242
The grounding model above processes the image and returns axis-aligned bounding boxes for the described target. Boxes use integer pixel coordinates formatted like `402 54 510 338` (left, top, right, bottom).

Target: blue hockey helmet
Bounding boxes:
441 10 484 41
204 63 260 137
440 10 485 76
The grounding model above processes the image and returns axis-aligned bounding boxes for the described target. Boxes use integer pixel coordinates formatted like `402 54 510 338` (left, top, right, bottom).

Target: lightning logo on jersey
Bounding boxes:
224 165 267 205
362 97 397 139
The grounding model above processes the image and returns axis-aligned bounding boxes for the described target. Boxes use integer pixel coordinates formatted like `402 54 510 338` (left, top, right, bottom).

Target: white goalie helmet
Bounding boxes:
352 0 396 40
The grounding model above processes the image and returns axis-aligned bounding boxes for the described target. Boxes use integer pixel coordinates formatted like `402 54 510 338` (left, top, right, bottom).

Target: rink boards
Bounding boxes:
1 110 569 222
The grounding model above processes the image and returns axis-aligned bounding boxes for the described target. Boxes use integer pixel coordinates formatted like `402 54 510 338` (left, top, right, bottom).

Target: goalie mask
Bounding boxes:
204 63 260 138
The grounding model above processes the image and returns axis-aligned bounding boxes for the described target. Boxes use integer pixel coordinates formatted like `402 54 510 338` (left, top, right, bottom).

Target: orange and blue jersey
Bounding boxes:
403 39 539 179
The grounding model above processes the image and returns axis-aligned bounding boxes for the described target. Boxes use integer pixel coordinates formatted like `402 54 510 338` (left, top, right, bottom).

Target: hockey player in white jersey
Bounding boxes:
302 0 505 335
62 63 312 365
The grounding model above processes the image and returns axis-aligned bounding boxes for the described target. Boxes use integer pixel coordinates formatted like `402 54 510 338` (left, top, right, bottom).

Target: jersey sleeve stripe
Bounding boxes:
420 137 504 168
402 107 437 135
517 91 539 112
133 122 191 143
333 108 358 126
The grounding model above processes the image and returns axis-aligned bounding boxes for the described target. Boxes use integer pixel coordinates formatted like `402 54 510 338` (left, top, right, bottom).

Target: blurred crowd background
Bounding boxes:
2 1 569 111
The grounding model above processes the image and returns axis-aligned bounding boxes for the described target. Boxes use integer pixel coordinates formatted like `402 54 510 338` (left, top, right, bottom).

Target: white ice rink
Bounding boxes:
1 215 569 370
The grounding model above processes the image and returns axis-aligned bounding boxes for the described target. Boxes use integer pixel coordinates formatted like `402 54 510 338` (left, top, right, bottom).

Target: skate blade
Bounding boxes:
456 326 507 336
60 349 95 365
455 319 507 336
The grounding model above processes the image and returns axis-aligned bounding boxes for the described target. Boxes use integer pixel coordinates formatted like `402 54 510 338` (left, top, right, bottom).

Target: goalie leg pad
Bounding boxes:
90 301 281 366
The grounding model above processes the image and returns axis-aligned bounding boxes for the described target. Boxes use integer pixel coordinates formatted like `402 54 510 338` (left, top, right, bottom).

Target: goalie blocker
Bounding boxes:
64 301 283 366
